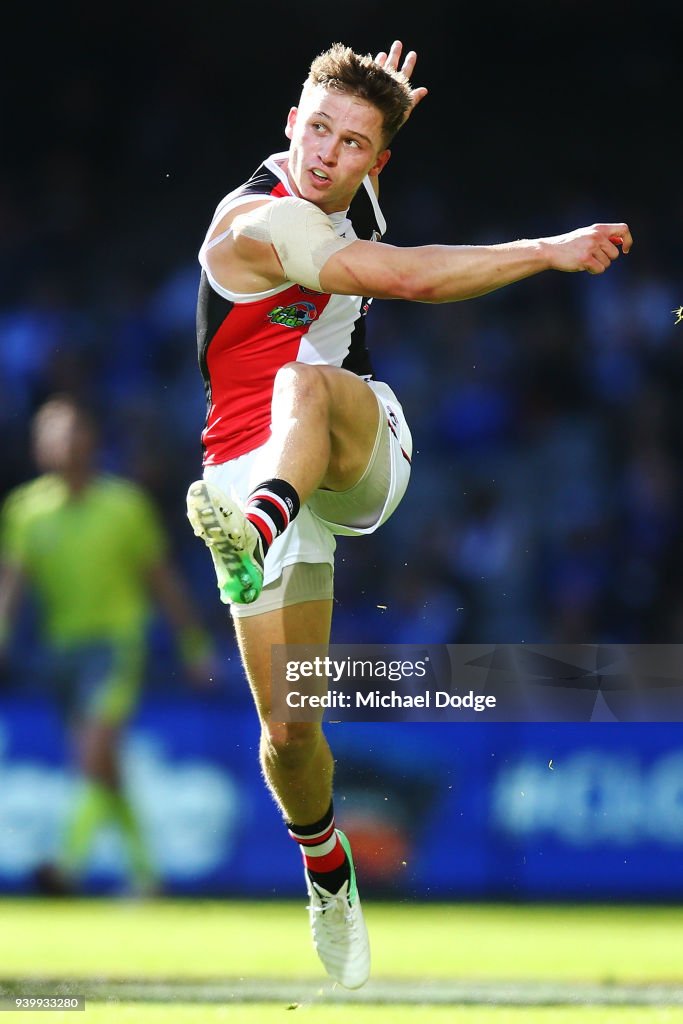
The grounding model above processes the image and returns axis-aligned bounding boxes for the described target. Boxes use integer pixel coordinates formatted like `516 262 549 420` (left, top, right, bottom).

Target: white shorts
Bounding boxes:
203 379 412 598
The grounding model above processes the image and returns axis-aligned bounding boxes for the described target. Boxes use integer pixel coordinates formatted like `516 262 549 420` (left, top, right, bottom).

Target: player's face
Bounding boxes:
33 406 96 475
285 85 390 214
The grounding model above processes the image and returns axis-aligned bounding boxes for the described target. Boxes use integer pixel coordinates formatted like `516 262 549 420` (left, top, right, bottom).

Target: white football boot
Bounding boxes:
306 830 370 989
186 479 264 604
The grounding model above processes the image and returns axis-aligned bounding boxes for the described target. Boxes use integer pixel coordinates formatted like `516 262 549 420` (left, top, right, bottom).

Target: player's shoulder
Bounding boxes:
1 474 65 520
214 153 290 217
240 155 288 198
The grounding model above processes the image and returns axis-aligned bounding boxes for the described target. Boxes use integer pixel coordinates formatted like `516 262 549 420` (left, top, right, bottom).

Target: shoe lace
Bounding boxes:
309 889 358 946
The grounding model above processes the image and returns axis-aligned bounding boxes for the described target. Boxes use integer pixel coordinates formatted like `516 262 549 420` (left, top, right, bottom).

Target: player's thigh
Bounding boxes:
233 598 332 723
290 364 381 491
52 641 142 727
73 641 142 779
90 641 144 726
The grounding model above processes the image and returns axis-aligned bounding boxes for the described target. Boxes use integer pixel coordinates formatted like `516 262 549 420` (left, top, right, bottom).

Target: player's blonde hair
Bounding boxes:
306 43 412 145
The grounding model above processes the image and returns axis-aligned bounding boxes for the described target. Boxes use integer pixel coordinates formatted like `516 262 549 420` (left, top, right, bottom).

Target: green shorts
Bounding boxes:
50 640 145 726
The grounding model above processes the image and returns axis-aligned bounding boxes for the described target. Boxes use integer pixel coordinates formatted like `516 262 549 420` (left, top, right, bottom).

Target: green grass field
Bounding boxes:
2 899 683 1023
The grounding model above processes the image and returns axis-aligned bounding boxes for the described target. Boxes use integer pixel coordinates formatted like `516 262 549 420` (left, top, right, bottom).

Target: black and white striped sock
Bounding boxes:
288 801 350 894
244 478 300 555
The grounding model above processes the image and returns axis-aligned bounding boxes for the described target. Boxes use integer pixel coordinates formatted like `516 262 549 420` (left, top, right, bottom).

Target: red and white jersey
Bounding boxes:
196 152 386 465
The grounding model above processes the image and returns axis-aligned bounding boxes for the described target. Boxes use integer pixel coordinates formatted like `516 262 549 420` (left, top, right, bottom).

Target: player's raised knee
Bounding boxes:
273 362 331 409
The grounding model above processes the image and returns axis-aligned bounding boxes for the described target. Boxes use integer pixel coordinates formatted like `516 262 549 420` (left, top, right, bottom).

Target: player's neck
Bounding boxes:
60 468 93 497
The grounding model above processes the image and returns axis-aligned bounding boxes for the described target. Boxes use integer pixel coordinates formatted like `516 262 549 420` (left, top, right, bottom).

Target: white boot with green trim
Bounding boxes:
186 479 264 605
305 829 370 989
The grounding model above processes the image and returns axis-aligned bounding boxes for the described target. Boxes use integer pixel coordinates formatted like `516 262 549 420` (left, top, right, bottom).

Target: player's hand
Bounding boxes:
541 223 633 275
374 40 428 124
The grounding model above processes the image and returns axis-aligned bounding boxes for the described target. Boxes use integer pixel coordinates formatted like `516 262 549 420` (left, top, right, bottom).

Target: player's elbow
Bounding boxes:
387 252 445 302
377 269 420 301
406 279 443 302
392 270 442 303
394 246 466 303
324 247 443 302
375 261 437 302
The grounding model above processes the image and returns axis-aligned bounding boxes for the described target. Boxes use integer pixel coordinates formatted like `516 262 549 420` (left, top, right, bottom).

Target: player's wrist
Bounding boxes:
533 237 558 272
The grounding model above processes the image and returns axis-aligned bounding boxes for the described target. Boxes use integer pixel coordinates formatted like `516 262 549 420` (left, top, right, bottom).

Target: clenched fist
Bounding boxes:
541 223 632 275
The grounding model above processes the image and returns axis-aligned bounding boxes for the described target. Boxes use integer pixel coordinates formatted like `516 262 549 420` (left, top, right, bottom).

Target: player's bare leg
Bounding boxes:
187 362 379 984
234 597 370 988
233 598 334 823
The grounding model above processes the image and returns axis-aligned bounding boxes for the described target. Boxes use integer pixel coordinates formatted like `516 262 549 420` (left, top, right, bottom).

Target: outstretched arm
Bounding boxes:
319 223 633 302
219 198 632 303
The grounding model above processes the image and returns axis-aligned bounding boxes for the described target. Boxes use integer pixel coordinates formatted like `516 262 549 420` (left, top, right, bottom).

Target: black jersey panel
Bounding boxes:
196 270 234 409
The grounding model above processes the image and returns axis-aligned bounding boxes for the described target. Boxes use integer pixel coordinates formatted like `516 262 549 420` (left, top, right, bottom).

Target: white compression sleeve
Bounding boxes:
232 196 352 291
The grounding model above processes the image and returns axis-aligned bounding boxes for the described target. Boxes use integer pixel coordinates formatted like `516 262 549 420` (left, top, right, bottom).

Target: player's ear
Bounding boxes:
368 148 391 179
285 107 298 141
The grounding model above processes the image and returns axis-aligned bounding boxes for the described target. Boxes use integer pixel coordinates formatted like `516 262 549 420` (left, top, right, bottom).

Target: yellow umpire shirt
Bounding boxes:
0 474 166 648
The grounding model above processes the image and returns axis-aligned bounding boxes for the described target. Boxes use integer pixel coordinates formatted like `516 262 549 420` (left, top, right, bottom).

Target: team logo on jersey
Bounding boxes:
267 301 318 328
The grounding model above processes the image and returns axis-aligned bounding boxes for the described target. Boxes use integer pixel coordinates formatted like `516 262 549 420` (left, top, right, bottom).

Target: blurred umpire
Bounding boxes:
0 395 214 894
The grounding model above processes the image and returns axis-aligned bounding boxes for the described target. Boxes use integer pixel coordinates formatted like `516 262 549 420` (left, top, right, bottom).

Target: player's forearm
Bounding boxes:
405 240 551 303
252 215 629 304
321 237 552 303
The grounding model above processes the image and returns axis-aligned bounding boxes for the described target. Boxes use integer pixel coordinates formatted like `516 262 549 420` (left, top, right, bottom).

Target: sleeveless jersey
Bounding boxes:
196 152 386 465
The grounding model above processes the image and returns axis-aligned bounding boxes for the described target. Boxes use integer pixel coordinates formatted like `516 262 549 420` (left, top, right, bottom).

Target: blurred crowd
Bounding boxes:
2 3 682 700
